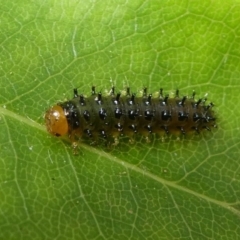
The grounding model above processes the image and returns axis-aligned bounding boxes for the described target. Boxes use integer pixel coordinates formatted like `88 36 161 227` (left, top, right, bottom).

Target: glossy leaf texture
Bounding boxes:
1 0 240 239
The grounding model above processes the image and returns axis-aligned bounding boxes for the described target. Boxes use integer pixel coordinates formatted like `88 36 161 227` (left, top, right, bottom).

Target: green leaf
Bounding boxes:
1 0 240 239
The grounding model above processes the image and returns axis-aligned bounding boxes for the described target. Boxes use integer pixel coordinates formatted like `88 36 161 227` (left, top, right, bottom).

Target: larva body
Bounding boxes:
45 87 216 146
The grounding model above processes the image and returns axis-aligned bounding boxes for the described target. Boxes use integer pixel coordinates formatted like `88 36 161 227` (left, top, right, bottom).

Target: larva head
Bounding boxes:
45 105 68 137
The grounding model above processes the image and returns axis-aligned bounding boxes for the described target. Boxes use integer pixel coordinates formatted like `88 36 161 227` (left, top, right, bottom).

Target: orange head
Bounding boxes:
45 105 68 137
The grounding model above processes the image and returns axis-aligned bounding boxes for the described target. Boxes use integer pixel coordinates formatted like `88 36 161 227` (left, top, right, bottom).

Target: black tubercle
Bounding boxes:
100 129 107 138
178 111 188 121
159 88 163 98
115 108 122 119
176 89 179 98
113 93 121 105
92 86 96 95
145 125 152 133
180 127 185 135
163 126 169 134
84 129 92 137
111 86 115 95
74 88 78 98
83 110 90 121
128 94 135 105
179 96 187 106
115 123 123 132
99 108 107 120
96 93 102 104
128 110 138 120
195 99 202 108
163 95 169 105
126 87 131 96
79 95 85 105
143 87 147 97
144 110 154 121
162 110 171 121
143 88 152 106
192 91 196 99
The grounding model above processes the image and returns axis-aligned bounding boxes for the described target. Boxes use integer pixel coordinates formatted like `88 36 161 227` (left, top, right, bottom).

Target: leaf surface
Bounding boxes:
1 1 240 239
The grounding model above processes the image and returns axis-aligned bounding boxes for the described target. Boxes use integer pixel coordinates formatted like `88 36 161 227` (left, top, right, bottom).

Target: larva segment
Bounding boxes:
45 87 216 146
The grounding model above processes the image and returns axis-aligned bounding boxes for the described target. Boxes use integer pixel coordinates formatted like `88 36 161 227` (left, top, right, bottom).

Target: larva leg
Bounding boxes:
112 137 119 146
145 136 151 143
72 141 79 155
